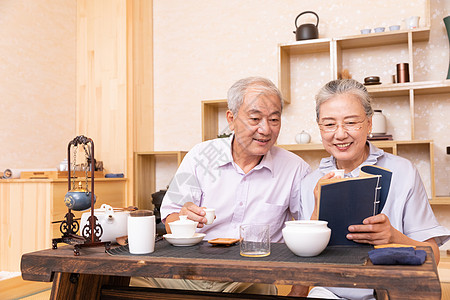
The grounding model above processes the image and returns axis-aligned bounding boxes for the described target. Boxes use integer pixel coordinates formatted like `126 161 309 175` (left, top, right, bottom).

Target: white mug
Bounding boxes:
127 210 155 254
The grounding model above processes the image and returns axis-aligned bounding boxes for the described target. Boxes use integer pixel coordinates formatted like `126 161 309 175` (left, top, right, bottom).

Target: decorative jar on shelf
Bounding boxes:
372 110 387 134
295 130 311 144
59 158 68 171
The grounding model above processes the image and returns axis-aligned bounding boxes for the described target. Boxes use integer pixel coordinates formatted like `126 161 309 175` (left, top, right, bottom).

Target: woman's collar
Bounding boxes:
318 141 384 175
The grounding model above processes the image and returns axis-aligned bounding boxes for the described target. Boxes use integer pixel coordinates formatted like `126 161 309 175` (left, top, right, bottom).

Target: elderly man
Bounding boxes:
133 76 310 294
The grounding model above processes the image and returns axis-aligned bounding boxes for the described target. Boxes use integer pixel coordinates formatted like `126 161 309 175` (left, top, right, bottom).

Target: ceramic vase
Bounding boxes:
444 16 450 79
372 110 387 134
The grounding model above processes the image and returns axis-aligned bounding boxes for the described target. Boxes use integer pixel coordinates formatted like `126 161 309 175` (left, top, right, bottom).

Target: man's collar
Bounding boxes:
220 134 274 174
216 134 234 167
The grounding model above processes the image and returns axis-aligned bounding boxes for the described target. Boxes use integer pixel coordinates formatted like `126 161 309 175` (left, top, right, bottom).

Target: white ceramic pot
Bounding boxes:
404 16 420 29
295 130 311 144
282 220 331 257
372 110 387 134
168 215 198 238
80 204 130 243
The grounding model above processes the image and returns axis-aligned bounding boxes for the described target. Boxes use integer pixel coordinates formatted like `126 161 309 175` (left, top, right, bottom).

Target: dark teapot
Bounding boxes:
294 11 319 41
64 181 97 211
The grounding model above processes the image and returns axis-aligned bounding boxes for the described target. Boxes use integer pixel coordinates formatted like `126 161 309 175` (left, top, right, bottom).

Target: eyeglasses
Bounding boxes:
318 119 367 133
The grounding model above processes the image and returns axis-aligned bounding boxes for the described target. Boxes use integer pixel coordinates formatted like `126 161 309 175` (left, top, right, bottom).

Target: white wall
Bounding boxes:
0 0 76 172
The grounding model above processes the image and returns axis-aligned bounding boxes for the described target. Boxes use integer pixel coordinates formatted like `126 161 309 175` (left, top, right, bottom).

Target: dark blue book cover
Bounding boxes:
318 165 391 246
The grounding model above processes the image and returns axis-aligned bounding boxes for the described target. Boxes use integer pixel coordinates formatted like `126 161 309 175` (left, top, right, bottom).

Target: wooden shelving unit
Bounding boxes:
278 28 431 104
367 80 450 97
278 140 437 201
279 139 431 155
201 22 449 204
134 151 187 210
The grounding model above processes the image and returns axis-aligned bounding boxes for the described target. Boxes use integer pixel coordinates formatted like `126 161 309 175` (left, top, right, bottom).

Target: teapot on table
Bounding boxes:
293 11 319 41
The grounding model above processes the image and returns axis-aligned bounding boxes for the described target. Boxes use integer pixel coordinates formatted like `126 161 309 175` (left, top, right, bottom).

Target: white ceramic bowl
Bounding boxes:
389 25 400 31
282 220 331 257
168 215 198 238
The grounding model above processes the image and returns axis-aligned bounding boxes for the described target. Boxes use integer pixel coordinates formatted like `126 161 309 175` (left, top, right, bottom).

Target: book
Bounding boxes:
317 165 392 246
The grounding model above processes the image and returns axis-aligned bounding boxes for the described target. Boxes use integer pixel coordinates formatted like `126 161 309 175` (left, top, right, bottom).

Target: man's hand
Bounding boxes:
180 202 207 226
164 202 207 233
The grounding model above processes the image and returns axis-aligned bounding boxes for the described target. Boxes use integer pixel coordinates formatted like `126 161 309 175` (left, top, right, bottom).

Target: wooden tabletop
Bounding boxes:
21 242 441 299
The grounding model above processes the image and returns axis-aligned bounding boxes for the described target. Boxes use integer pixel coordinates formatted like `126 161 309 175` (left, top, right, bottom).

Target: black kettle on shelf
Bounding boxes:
293 11 319 41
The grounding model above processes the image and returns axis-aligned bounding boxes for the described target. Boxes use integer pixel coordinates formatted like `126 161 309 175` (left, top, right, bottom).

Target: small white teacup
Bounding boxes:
204 208 215 225
332 169 345 179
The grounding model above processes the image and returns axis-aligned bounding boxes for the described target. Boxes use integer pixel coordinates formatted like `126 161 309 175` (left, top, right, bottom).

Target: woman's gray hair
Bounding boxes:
315 79 374 121
227 77 283 116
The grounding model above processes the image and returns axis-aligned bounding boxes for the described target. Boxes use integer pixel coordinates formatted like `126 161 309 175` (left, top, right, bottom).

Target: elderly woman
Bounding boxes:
295 79 450 300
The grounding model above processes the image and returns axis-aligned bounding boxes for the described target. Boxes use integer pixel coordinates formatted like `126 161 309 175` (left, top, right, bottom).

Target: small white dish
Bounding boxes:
374 27 385 33
164 233 206 246
360 28 371 34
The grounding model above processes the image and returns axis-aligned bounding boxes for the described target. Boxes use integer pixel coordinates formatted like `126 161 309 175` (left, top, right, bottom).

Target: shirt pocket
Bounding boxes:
262 200 290 230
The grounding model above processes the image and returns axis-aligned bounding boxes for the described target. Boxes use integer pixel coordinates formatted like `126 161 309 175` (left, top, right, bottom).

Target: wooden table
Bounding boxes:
20 241 441 300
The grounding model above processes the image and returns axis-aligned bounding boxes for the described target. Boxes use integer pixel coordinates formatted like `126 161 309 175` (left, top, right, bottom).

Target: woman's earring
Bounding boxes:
368 132 373 138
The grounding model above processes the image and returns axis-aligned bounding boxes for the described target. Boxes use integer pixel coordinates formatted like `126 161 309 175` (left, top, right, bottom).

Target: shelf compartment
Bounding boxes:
279 39 332 104
335 28 430 50
202 99 228 141
134 151 187 209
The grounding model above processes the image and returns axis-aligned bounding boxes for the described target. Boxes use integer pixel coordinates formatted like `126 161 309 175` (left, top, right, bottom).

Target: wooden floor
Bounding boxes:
0 276 51 300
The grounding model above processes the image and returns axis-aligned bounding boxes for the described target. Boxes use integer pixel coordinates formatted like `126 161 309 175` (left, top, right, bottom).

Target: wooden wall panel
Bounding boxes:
77 0 128 177
127 0 154 204
0 181 52 272
77 0 154 205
